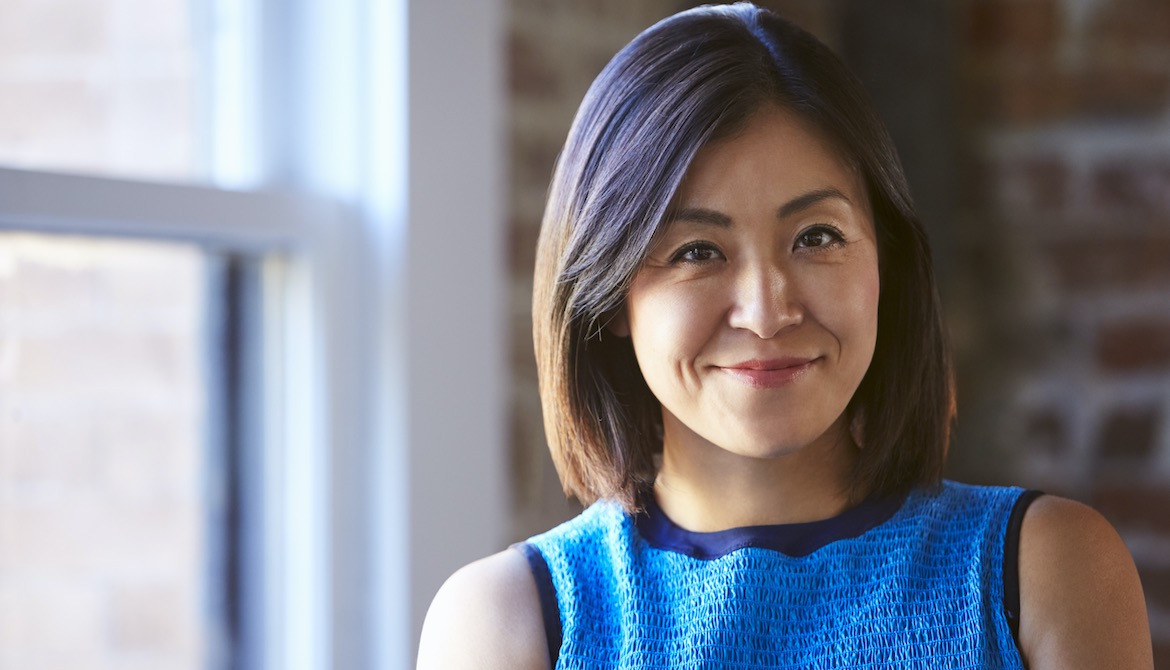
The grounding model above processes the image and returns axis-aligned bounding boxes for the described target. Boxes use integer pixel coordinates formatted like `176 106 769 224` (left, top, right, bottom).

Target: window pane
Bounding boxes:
0 0 198 181
0 232 213 669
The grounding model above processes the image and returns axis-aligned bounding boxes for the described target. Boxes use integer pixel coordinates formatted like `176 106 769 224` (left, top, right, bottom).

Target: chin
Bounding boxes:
721 434 825 461
719 420 850 460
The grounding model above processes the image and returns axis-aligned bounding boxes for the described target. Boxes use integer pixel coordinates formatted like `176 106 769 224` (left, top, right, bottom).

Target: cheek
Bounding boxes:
627 282 723 367
860 263 880 328
811 255 880 355
845 259 881 355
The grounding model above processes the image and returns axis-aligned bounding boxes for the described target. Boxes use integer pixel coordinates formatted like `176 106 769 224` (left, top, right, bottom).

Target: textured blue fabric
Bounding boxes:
527 480 1027 669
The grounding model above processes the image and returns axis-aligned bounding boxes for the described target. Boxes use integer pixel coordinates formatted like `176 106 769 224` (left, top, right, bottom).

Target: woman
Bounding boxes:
418 4 1152 668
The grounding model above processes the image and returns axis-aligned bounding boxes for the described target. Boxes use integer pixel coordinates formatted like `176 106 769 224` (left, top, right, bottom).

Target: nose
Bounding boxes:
726 261 803 338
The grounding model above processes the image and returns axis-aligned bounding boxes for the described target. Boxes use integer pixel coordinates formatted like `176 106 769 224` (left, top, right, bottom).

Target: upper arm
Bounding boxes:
417 547 551 670
1016 495 1153 669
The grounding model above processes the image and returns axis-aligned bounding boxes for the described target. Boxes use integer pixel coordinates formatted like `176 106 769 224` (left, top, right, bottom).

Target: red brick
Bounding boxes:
974 64 1075 125
963 0 1063 56
993 155 1070 212
510 309 537 375
1088 0 1170 55
1023 407 1068 456
577 0 660 22
1090 483 1170 534
512 133 561 193
1075 65 1170 120
1094 406 1159 460
509 31 561 99
508 216 540 281
1097 318 1170 372
511 0 559 14
1090 159 1170 216
1045 234 1170 291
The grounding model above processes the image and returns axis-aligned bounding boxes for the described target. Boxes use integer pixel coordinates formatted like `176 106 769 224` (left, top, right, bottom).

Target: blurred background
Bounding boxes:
0 0 1167 668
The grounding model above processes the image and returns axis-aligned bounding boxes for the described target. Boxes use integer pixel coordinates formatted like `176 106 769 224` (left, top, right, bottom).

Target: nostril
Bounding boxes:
727 287 802 339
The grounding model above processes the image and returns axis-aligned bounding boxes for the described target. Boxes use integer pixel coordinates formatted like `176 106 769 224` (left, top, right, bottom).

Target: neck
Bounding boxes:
653 421 859 532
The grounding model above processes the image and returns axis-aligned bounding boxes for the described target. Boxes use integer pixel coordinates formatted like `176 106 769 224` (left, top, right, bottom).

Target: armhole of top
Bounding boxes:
1002 489 1044 649
512 542 562 668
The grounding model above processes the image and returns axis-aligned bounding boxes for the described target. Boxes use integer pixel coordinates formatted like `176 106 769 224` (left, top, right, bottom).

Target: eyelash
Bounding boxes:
666 225 847 265
794 224 846 250
667 241 723 265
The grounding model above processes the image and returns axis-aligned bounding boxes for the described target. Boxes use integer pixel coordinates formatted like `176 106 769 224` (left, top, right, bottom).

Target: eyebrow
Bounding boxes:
669 187 852 227
778 187 851 219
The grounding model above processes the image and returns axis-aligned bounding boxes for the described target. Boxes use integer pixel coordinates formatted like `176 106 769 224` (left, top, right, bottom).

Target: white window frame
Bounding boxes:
0 0 508 668
0 167 340 670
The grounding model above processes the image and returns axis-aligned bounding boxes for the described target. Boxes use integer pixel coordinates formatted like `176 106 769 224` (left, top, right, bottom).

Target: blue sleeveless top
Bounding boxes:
522 481 1034 669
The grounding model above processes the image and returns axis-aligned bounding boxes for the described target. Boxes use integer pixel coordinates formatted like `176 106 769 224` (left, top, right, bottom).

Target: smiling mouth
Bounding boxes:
718 358 819 388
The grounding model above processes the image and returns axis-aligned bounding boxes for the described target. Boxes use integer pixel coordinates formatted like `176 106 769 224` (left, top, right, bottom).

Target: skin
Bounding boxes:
1017 495 1153 668
416 548 549 670
611 104 879 530
416 106 1153 669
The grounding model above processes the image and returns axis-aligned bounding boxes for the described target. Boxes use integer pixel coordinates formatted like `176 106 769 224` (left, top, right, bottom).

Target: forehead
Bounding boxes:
673 105 865 210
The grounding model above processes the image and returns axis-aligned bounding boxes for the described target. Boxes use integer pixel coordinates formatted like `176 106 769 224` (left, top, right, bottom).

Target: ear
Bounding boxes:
849 406 865 450
607 306 630 338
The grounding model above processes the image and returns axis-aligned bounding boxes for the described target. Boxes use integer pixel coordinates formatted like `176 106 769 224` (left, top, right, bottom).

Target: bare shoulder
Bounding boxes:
1017 494 1153 669
417 547 550 670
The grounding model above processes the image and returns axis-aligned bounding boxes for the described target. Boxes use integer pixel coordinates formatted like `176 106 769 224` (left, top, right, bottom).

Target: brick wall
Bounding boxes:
506 0 1170 662
955 0 1170 662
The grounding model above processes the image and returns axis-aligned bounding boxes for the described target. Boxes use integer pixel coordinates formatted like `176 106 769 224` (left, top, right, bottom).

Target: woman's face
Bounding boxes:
614 105 880 461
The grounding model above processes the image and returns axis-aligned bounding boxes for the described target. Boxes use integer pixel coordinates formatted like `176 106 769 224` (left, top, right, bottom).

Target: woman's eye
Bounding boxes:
794 225 845 250
669 242 723 264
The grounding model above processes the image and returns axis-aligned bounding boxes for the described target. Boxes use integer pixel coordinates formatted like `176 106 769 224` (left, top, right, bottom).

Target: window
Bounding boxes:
0 1 508 668
0 0 199 182
0 1 330 665
0 163 336 669
0 1 230 667
0 232 211 668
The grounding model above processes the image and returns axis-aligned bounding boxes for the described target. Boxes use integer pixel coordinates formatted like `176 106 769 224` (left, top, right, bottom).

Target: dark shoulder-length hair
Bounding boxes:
532 2 953 511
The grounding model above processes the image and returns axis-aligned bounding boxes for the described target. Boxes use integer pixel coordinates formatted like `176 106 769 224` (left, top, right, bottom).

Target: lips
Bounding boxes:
718 357 818 388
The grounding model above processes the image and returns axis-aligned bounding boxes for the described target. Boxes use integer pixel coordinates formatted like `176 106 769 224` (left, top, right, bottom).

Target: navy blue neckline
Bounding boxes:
633 491 907 559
